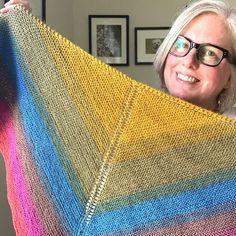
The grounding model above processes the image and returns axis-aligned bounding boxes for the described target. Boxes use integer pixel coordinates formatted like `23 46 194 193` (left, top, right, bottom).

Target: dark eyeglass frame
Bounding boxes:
170 35 236 67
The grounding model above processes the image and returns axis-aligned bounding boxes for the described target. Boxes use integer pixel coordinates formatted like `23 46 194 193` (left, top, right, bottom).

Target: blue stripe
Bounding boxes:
117 199 236 235
87 179 236 234
1 37 84 233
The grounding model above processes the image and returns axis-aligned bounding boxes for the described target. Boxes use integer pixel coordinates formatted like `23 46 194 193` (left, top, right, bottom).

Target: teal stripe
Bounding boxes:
9 25 88 206
87 178 236 235
100 199 236 235
25 74 88 206
96 165 236 213
3 36 84 233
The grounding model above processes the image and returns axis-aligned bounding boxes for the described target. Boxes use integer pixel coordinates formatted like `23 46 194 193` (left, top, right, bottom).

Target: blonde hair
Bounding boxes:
153 0 236 113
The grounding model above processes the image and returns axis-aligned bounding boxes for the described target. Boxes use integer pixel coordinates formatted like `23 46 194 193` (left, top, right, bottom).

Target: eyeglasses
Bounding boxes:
169 35 236 67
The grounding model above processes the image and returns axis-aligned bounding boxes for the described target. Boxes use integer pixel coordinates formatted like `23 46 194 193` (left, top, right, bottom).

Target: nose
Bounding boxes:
182 48 199 69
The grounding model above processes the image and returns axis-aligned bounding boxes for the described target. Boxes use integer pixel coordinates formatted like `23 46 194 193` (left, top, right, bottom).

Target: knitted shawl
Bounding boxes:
1 6 236 236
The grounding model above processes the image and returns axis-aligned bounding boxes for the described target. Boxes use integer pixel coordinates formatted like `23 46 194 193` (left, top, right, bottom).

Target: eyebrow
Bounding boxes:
179 35 230 51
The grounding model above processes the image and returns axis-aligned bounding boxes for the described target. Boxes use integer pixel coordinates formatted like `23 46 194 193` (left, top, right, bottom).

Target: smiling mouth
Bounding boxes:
177 73 199 83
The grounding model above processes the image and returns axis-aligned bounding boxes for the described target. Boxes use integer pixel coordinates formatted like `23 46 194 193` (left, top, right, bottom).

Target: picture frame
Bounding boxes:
135 27 170 65
89 15 129 66
4 0 46 21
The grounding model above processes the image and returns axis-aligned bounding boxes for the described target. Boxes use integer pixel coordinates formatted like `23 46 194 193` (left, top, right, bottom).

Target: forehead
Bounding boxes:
181 13 232 50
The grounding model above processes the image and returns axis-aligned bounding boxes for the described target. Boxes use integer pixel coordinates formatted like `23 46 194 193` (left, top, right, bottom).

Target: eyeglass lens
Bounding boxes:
170 36 224 66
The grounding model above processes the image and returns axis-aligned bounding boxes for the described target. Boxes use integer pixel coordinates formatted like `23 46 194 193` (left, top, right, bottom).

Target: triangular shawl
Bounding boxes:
1 6 236 236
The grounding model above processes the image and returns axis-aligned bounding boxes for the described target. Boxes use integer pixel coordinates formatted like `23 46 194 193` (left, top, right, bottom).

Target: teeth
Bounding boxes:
178 73 198 82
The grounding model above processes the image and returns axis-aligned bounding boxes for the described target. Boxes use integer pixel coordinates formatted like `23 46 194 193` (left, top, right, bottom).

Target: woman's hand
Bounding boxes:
0 0 31 14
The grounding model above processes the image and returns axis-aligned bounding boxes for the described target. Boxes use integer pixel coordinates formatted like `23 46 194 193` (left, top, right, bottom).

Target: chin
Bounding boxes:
169 92 198 106
169 90 189 101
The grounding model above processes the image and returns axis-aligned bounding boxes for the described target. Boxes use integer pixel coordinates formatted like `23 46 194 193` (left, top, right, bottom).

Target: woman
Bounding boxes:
3 0 236 115
0 0 31 13
154 0 236 115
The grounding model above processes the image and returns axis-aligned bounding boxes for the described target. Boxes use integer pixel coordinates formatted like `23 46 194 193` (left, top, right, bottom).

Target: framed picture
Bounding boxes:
4 0 46 21
89 15 129 66
135 27 170 65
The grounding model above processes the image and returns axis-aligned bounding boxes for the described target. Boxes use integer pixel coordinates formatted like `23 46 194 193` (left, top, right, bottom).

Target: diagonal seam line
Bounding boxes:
77 83 140 236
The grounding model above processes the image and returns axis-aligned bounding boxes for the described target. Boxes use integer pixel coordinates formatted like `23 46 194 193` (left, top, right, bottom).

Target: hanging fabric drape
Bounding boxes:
1 6 236 236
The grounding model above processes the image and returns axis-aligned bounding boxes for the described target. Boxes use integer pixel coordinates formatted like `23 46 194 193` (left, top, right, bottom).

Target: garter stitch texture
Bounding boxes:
1 5 236 236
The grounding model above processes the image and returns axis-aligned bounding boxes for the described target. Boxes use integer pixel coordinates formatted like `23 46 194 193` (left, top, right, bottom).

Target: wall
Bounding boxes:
46 0 74 41
73 0 189 88
0 158 15 236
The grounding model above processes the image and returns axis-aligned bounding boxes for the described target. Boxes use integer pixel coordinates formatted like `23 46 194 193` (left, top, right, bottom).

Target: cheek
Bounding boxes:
221 65 231 83
163 55 181 87
208 65 231 89
163 56 175 79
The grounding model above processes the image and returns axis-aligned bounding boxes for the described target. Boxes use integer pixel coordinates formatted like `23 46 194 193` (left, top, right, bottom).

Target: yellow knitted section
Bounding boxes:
37 23 133 157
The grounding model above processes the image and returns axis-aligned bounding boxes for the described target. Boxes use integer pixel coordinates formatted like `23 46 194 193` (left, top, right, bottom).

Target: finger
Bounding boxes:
4 0 16 6
0 5 15 13
5 1 31 12
0 7 9 13
6 0 21 4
